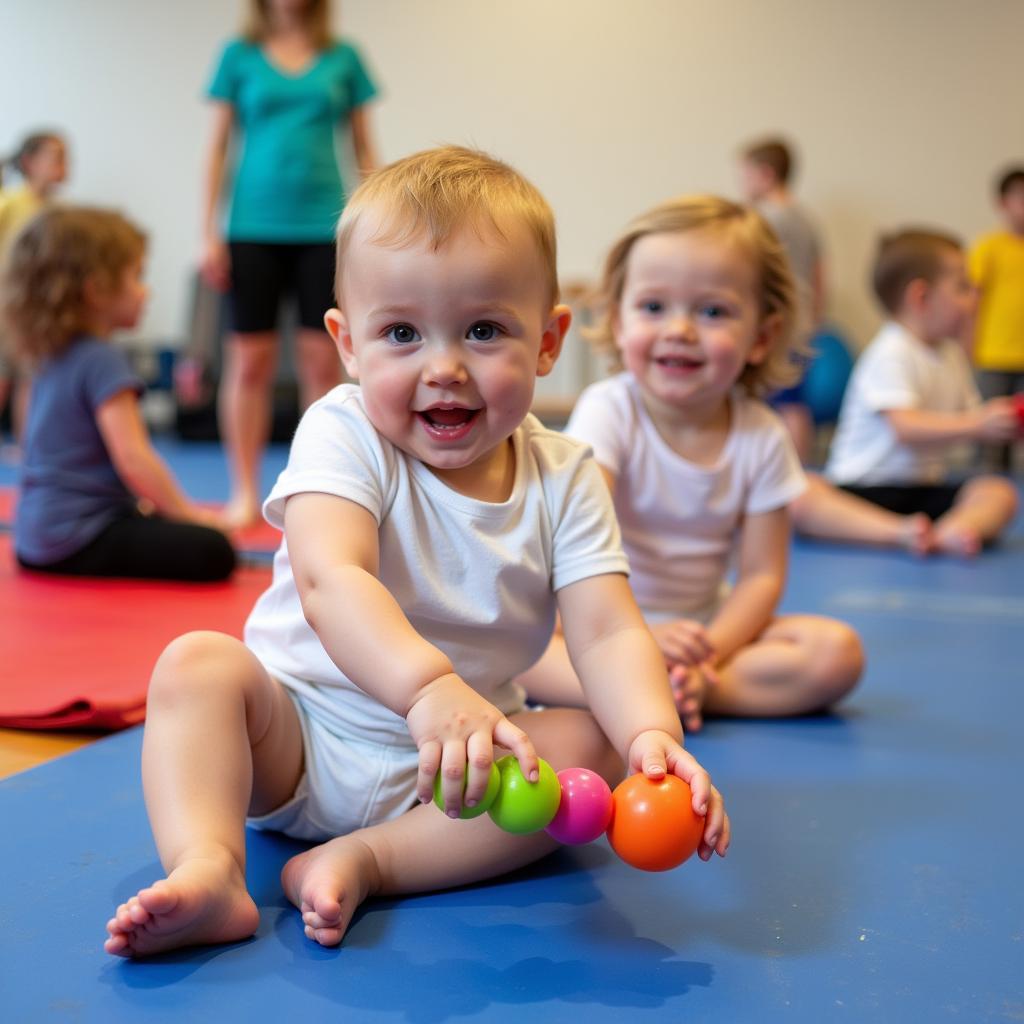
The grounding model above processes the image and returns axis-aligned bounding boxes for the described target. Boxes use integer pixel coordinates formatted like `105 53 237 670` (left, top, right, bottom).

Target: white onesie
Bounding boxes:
567 374 806 623
244 384 628 839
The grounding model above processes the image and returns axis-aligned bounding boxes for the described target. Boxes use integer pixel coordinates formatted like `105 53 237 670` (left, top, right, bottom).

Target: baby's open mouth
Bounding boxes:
418 407 480 430
656 356 703 369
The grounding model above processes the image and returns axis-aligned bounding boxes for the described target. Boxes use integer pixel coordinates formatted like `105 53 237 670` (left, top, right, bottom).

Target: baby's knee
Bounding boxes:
809 620 864 704
148 631 250 708
970 475 1019 516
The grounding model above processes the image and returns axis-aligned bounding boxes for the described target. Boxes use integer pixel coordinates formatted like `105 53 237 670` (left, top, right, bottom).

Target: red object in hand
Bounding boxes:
606 773 705 871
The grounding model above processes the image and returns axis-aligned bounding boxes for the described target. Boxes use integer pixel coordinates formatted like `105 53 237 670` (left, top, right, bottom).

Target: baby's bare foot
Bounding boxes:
104 851 258 958
933 521 982 558
901 513 935 557
670 664 708 734
280 835 381 947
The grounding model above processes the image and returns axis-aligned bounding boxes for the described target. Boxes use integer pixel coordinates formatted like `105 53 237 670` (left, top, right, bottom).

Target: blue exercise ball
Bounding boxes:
803 328 854 425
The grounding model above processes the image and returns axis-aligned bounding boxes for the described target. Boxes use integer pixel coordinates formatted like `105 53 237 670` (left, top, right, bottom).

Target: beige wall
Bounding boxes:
3 0 1022 377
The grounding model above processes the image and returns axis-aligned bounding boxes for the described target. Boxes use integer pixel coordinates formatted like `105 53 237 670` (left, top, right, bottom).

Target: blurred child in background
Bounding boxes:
0 130 68 441
969 165 1024 472
2 206 236 580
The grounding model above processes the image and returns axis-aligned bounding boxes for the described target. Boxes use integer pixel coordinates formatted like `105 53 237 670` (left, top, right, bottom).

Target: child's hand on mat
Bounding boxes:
626 729 730 861
187 504 235 533
406 673 538 816
651 619 715 668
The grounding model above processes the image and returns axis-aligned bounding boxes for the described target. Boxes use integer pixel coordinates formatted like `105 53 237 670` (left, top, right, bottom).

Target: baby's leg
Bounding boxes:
104 631 304 957
280 708 620 947
791 474 932 554
933 476 1019 556
704 614 863 718
514 633 588 708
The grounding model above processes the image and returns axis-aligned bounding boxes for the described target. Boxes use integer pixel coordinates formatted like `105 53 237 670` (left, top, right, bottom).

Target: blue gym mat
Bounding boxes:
1 449 1022 1020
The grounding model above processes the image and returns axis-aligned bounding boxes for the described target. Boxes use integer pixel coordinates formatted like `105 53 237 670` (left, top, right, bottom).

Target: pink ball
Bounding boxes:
544 767 614 845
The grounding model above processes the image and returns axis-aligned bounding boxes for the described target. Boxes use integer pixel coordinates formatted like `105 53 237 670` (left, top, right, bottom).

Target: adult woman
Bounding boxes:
201 0 378 523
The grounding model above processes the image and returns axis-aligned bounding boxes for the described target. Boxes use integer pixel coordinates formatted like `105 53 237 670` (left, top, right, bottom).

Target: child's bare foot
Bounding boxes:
901 513 934 556
932 521 982 558
104 851 258 957
280 835 382 947
670 664 712 733
223 493 262 530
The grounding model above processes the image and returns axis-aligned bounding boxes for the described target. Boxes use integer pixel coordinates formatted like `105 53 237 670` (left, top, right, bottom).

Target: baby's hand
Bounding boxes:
977 398 1018 442
651 619 714 668
626 729 730 861
194 505 231 531
406 673 537 817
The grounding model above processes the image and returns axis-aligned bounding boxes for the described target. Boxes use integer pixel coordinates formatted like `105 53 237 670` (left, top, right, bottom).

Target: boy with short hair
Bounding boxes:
823 229 1018 555
969 166 1024 471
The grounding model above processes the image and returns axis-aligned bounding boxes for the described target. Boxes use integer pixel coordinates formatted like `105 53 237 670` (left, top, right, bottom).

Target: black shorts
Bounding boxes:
228 241 335 333
838 482 964 520
17 512 236 582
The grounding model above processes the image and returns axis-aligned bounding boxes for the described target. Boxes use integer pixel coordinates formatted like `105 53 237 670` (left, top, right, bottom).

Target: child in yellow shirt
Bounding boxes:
969 166 1024 471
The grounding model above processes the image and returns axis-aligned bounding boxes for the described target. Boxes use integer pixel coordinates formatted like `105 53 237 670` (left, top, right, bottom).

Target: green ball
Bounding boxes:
487 755 561 834
433 761 501 819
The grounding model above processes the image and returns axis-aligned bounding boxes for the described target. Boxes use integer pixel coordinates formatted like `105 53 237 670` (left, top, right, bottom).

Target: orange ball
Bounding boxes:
606 774 705 872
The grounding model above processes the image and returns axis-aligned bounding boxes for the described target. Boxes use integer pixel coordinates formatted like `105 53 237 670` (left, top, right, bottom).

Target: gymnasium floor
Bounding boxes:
1 440 1022 1022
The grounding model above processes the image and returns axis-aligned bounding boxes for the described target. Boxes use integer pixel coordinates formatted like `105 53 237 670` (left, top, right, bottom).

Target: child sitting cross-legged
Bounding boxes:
103 148 729 958
519 195 864 733
794 229 1019 556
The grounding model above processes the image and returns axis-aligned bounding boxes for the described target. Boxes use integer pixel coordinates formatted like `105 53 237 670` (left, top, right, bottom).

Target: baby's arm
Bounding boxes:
284 492 538 815
95 390 224 528
885 401 1017 447
557 572 728 859
703 506 789 666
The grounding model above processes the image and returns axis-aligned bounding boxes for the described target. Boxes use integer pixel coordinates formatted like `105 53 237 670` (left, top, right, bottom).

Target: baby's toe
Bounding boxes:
104 934 130 956
306 924 344 947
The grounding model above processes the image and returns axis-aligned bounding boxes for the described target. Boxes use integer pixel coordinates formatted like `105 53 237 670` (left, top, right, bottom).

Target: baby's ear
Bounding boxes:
748 311 783 366
536 304 572 377
324 308 358 379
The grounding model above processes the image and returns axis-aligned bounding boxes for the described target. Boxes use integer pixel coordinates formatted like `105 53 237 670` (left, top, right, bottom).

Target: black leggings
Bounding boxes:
18 512 236 582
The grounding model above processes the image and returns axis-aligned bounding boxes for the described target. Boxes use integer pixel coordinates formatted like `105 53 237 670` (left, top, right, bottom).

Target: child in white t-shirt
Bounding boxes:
520 195 863 734
798 230 1018 556
104 148 729 959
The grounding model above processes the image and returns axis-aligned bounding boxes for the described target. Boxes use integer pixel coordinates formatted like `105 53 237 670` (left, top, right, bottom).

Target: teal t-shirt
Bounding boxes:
207 37 378 242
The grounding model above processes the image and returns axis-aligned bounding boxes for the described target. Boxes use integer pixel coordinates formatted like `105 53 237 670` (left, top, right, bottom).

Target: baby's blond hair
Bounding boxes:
588 194 803 396
335 145 558 308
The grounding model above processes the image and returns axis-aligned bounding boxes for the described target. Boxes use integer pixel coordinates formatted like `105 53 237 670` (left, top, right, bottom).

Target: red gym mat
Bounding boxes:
0 535 271 730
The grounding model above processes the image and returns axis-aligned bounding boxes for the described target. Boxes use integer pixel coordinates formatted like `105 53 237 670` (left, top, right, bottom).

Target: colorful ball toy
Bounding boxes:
433 761 501 819
606 773 704 872
544 767 613 845
486 755 562 834
434 758 705 873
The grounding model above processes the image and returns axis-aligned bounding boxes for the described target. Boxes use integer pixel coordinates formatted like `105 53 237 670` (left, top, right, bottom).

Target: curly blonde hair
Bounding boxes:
336 145 559 308
587 194 804 397
1 206 146 362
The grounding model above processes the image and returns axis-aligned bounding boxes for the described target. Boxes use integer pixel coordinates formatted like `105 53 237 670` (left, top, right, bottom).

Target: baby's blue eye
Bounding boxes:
387 323 419 344
469 322 497 341
641 300 663 314
701 305 727 319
